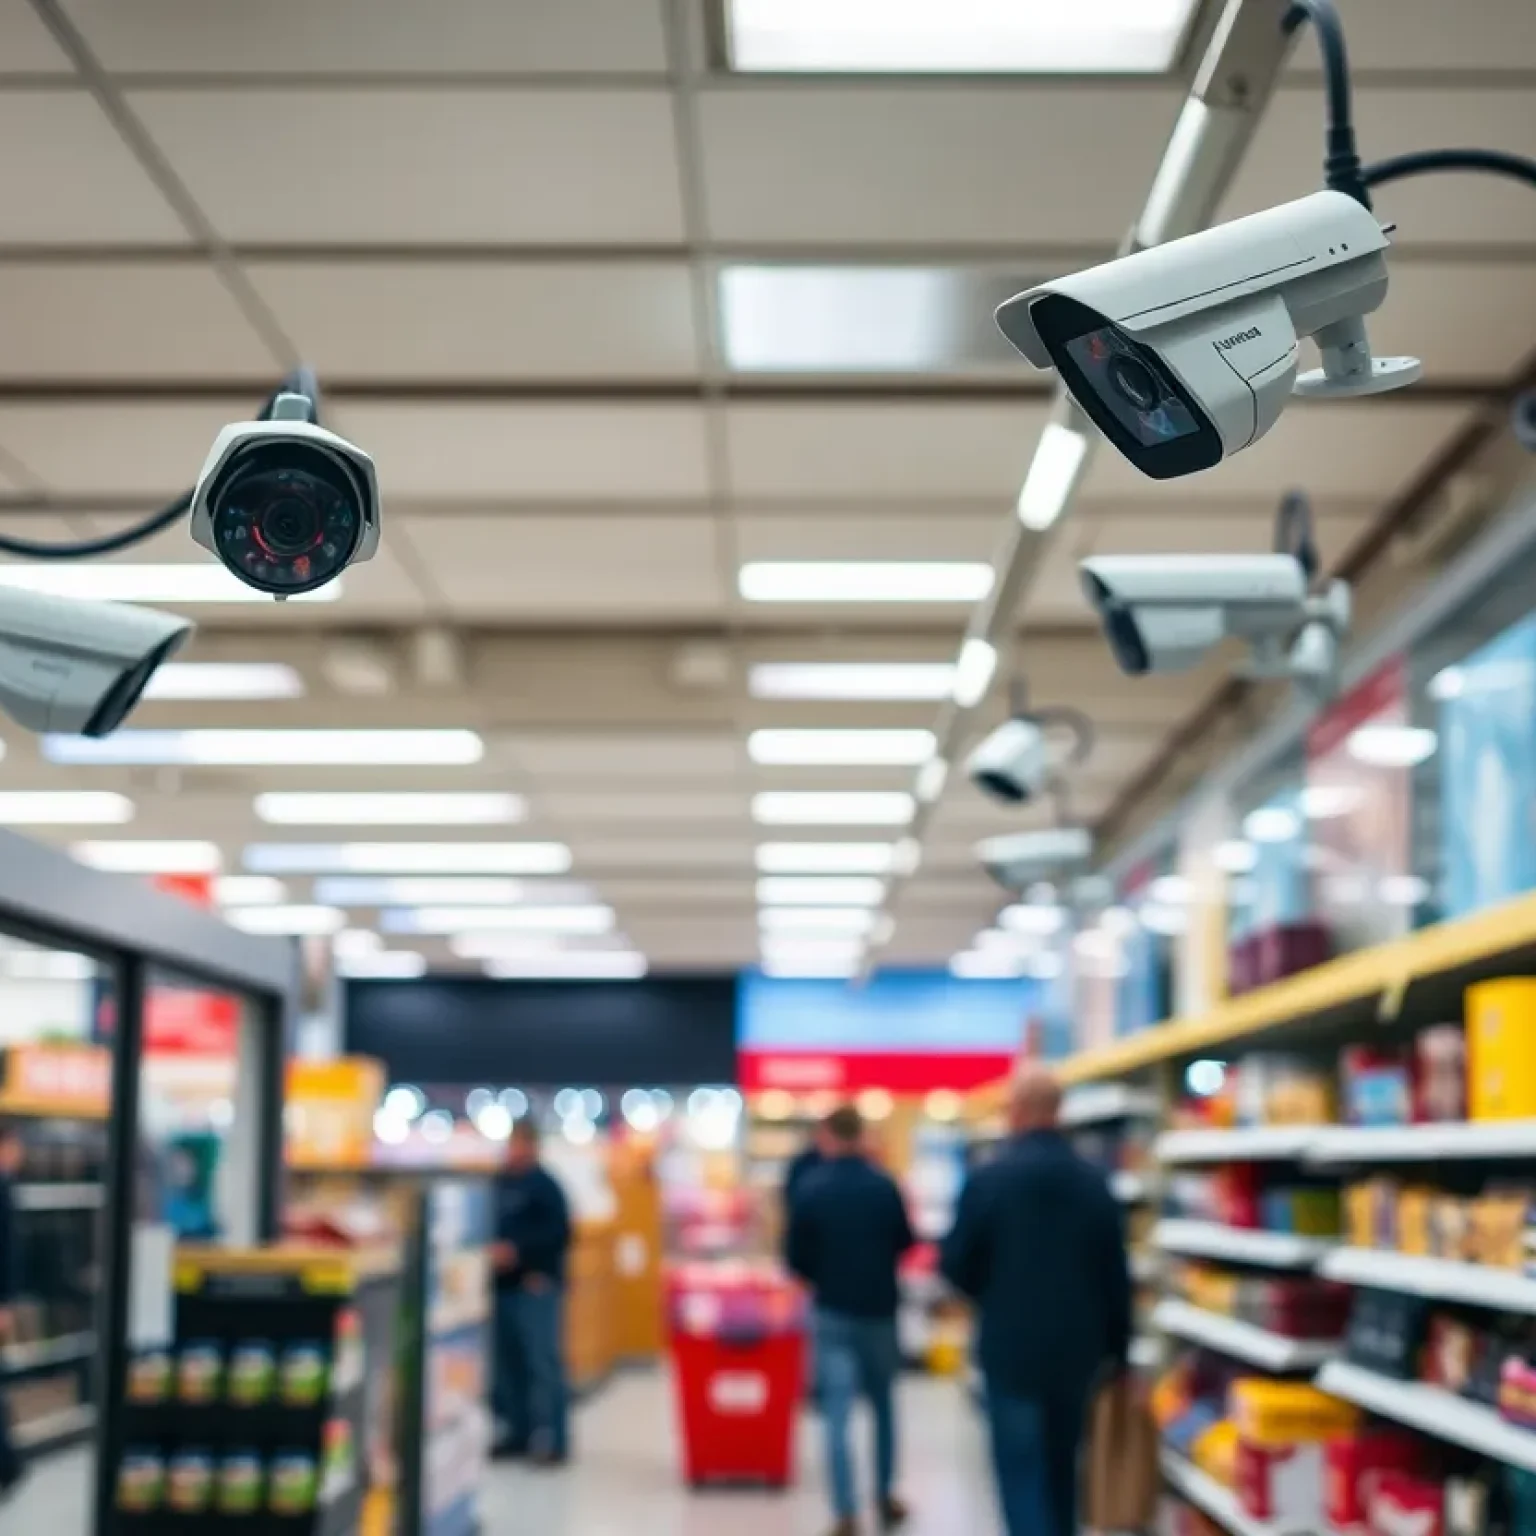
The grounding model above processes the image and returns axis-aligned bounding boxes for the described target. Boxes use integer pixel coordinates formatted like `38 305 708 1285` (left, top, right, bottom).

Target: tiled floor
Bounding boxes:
12 1372 1000 1533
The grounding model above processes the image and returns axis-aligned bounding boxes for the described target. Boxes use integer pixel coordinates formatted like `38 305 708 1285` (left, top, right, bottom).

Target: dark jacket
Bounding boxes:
0 1176 15 1305
494 1165 572 1290
783 1146 824 1209
941 1130 1131 1400
786 1155 915 1320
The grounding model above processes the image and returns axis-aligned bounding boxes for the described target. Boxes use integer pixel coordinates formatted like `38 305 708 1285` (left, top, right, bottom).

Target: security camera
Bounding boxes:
967 718 1052 805
190 392 380 599
1514 391 1536 454
995 190 1421 480
0 587 191 736
1079 552 1350 692
977 827 1094 894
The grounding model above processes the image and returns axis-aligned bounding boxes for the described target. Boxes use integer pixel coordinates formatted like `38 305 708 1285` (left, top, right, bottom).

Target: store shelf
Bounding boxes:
1309 1121 1536 1163
1154 1220 1333 1270
1319 1248 1536 1313
1112 1171 1148 1203
1131 1335 1163 1371
1054 888 1536 1087
13 1180 104 1212
1161 1448 1310 1536
1316 1360 1536 1472
14 1402 96 1451
1132 1249 1160 1283
1156 1127 1316 1164
1 1331 95 1375
1152 1299 1338 1372
1061 1084 1159 1128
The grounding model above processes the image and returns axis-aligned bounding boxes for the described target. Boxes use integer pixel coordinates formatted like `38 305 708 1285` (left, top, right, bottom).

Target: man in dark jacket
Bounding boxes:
941 1066 1131 1536
786 1105 915 1536
491 1120 573 1465
0 1123 24 1500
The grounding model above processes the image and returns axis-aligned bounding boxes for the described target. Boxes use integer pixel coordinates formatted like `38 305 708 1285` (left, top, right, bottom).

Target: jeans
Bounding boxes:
493 1284 570 1458
814 1309 901 1521
985 1388 1086 1536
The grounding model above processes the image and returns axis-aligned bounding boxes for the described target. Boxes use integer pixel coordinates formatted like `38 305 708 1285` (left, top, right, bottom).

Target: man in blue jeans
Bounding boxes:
941 1066 1132 1536
492 1120 572 1466
786 1105 915 1536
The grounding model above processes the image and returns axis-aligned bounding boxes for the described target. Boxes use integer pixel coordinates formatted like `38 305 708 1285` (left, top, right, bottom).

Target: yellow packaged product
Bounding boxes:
1229 1380 1361 1448
1467 979 1536 1121
1397 1187 1434 1256
1470 1190 1532 1269
1429 1194 1473 1260
1191 1418 1240 1485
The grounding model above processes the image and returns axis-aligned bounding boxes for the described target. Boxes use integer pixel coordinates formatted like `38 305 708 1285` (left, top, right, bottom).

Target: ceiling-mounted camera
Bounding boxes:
966 681 1093 806
190 388 380 600
976 826 1095 895
0 587 191 736
995 191 1419 481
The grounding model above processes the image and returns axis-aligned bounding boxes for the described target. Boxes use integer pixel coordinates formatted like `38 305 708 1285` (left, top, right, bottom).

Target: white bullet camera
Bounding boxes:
996 190 1421 480
0 586 192 736
967 718 1052 805
976 827 1094 894
190 392 381 599
1079 553 1351 688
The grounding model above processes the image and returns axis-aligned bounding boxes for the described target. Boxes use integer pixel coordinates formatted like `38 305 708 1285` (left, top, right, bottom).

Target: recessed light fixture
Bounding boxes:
747 662 957 701
747 728 936 767
1213 839 1258 874
726 0 1199 74
756 876 886 907
73 840 222 874
244 843 573 875
891 837 922 876
1016 420 1092 531
227 904 346 936
755 842 897 875
45 730 484 767
1428 666 1465 702
334 928 384 960
313 877 590 908
1346 725 1439 769
483 952 648 980
752 792 915 827
337 951 429 979
0 565 341 605
144 663 305 701
951 639 998 708
0 792 134 826
383 905 617 936
739 562 994 605
1378 873 1431 907
759 906 877 935
914 758 950 804
214 876 289 906
255 792 526 826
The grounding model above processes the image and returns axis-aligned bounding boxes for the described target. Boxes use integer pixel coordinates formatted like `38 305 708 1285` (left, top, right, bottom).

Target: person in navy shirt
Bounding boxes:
0 1123 25 1502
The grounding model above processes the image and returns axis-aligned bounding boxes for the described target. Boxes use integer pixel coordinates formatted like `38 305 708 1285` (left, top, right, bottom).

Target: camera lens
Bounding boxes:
208 444 364 596
1107 355 1162 413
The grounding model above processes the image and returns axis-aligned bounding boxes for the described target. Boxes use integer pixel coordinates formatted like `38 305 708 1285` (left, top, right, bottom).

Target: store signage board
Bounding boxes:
0 1041 112 1116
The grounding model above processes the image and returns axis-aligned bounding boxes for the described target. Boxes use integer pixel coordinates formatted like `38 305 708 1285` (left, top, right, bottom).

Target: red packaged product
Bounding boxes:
1214 1164 1263 1230
1368 1469 1444 1536
1325 1431 1420 1534
1414 1026 1466 1124
1236 1438 1327 1527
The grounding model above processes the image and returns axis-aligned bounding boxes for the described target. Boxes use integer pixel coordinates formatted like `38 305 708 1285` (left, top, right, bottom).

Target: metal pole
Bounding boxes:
255 983 290 1243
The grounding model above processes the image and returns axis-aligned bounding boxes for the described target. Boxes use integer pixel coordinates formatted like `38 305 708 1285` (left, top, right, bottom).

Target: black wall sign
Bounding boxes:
343 975 738 1087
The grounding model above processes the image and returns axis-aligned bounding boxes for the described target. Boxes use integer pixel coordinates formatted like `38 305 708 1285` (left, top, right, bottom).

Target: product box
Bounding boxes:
1467 980 1536 1122
1230 1380 1360 1448
1342 1047 1414 1127
1430 1196 1474 1262
1417 1027 1468 1123
1236 1438 1327 1527
1399 1187 1435 1257
1500 1355 1536 1428
1472 1190 1533 1270
1371 1470 1446 1536
1324 1429 1420 1534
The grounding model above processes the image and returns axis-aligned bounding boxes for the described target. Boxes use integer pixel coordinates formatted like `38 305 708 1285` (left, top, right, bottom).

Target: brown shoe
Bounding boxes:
879 1497 911 1530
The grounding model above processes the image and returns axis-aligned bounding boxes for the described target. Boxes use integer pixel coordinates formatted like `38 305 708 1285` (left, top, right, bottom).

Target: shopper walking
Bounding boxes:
941 1066 1132 1536
491 1120 573 1466
0 1123 25 1502
786 1105 915 1536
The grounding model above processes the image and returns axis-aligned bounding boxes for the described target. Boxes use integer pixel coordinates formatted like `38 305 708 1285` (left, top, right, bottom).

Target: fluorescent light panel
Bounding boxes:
1016 420 1092 531
73 840 222 874
383 905 616 936
759 906 876 934
0 564 341 605
214 876 289 906
45 730 483 767
484 952 648 980
727 0 1198 74
755 842 896 874
914 757 950 804
338 951 429 979
748 728 935 766
951 638 998 707
313 877 592 907
245 843 572 875
0 792 133 825
227 904 346 936
756 876 886 907
748 662 956 701
144 663 304 701
752 792 914 826
739 562 993 605
950 950 1026 979
256 792 525 826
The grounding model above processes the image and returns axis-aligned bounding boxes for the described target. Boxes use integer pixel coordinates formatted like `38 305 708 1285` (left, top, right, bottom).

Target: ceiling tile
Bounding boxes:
130 89 685 244
542 792 750 823
699 86 1184 246
1285 0 1536 73
0 92 187 243
64 0 668 73
733 509 1004 563
0 0 72 70
243 261 699 380
1376 261 1536 382
0 262 280 379
1088 506 1379 567
566 838 756 870
498 734 745 782
331 403 712 500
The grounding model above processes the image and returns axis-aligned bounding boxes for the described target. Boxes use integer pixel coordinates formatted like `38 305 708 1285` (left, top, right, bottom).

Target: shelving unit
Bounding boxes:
1156 1127 1317 1164
1151 1299 1338 1372
1160 1448 1310 1536
13 1180 105 1212
1309 1121 1536 1163
1060 1084 1159 1128
13 1401 97 1452
1318 1249 1536 1313
1153 1219 1332 1270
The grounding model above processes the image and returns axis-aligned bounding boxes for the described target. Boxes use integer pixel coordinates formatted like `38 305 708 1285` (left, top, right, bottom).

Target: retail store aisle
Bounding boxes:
11 1373 996 1532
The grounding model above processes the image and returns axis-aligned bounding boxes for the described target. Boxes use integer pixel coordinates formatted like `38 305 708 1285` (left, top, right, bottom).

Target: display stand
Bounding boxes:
0 826 298 1536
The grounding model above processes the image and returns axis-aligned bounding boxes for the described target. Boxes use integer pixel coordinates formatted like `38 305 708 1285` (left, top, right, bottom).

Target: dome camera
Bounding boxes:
190 391 380 599
966 684 1093 807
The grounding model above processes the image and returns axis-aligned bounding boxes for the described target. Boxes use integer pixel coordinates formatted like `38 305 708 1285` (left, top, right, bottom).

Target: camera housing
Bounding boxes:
0 587 192 736
976 827 1094 894
967 718 1052 805
996 191 1420 480
190 393 380 599
1079 552 1351 688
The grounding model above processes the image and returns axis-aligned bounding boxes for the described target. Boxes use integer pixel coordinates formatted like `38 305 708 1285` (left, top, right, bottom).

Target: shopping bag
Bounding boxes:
1083 1371 1159 1532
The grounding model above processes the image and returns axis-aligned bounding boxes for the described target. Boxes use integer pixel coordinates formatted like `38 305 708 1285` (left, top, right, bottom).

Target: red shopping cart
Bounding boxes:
667 1262 807 1489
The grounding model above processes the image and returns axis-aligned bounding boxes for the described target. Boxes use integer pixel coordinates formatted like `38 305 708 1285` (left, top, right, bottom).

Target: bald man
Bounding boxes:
941 1066 1132 1536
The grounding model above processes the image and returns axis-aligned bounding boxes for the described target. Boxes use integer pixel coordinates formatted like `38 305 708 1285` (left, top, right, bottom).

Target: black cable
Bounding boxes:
0 367 320 562
1284 0 1370 208
1362 147 1536 194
